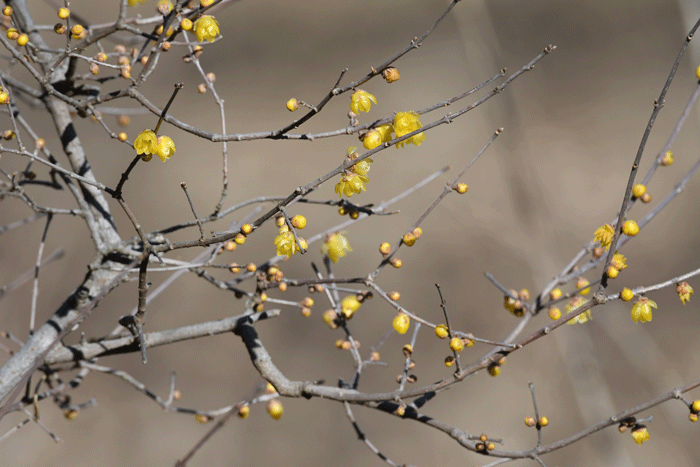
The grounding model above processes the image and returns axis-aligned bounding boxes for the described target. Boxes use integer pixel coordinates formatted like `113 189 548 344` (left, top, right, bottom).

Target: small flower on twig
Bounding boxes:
321 232 351 263
393 313 410 334
593 223 615 250
676 282 693 305
340 295 361 319
565 297 591 324
631 426 650 445
393 111 425 148
350 90 376 114
274 225 307 258
622 220 639 237
193 15 220 43
630 297 656 323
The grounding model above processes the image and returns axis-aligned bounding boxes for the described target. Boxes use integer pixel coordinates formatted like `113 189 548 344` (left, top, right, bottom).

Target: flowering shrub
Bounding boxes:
0 1 698 467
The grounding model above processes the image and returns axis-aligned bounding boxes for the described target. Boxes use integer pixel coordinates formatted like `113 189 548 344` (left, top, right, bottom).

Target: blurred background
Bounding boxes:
2 0 700 465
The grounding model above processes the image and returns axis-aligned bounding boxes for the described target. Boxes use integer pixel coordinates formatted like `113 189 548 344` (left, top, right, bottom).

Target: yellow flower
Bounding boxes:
676 282 693 305
376 124 394 143
632 426 650 445
611 252 627 271
350 90 376 114
393 111 425 148
565 297 591 324
335 172 369 197
128 0 147 6
392 313 410 334
351 159 372 177
593 223 615 250
193 15 220 43
154 135 176 161
340 295 361 319
630 297 656 323
134 129 157 158
321 232 351 263
274 226 306 258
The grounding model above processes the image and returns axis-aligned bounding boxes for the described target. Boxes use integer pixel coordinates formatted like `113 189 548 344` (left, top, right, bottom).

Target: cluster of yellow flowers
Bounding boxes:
347 90 425 151
273 215 308 258
134 130 176 162
335 147 373 198
362 112 425 150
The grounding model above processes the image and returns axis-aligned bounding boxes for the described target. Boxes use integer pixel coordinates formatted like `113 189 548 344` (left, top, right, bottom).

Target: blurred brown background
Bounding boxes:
2 0 700 465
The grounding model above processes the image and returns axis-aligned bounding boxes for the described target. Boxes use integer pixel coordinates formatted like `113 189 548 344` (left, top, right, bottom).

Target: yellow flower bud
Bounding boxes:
620 288 634 301
549 288 562 301
576 278 590 295
632 184 646 198
379 242 391 255
691 399 700 412
381 67 400 83
449 337 464 353
362 129 382 150
622 220 639 237
70 24 84 39
291 215 306 229
659 150 673 166
286 98 299 111
58 7 70 19
402 232 416 246
676 281 693 305
548 307 561 320
266 399 283 420
237 405 250 419
435 324 449 339
392 313 410 334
